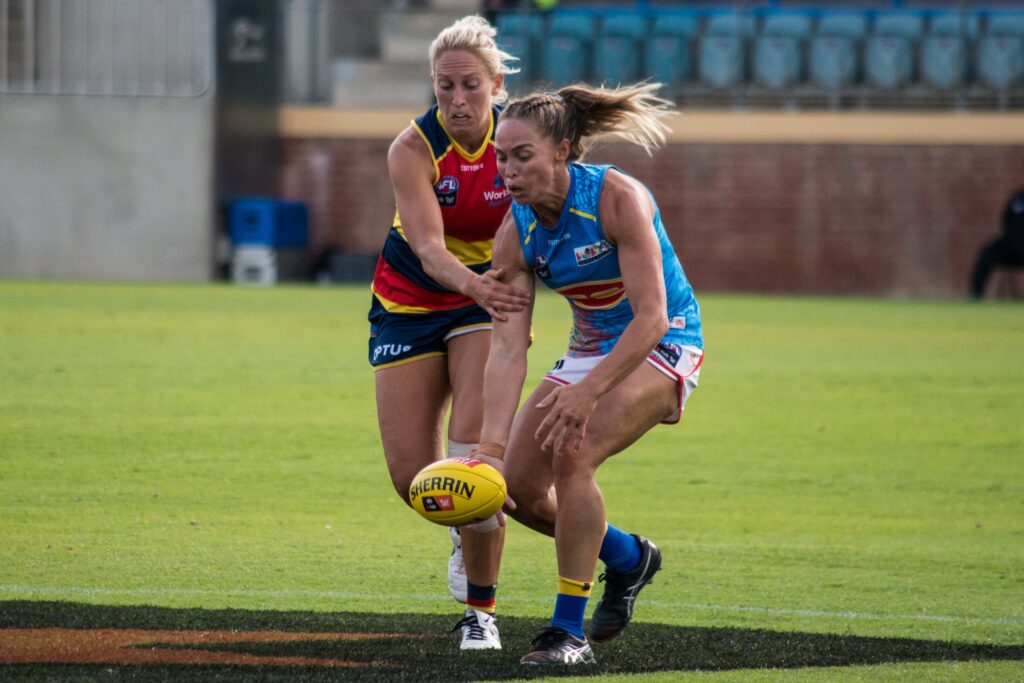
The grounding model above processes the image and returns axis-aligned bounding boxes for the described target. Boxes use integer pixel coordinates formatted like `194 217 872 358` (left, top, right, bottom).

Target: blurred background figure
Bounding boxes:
969 163 1024 299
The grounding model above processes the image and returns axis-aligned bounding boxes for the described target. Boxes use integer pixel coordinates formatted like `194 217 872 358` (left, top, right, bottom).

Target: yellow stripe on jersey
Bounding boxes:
436 109 494 162
444 235 494 266
411 120 442 185
524 219 537 246
370 283 435 314
569 207 597 222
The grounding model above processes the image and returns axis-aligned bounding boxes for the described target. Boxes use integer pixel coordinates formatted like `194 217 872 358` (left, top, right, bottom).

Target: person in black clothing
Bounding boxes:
969 176 1024 299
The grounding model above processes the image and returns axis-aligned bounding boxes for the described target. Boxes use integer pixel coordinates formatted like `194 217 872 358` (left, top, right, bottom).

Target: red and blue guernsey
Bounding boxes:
511 163 703 356
371 104 510 314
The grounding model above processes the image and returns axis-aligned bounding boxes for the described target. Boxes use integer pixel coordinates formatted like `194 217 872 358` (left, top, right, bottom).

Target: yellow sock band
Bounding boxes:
557 576 593 598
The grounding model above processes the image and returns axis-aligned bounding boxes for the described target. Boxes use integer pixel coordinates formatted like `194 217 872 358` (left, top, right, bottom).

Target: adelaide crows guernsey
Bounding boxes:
371 104 510 314
511 163 703 356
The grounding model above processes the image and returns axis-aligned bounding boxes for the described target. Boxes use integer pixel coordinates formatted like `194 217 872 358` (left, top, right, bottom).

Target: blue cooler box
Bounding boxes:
228 197 309 248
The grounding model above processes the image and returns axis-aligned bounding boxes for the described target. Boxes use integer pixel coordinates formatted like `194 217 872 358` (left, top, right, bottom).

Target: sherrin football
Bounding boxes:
408 457 506 527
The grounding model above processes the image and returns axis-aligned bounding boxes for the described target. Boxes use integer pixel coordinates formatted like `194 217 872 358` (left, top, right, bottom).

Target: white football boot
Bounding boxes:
448 526 467 603
453 608 501 650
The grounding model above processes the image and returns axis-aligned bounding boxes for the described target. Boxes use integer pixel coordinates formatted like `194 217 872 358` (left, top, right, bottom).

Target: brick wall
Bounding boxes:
280 136 1023 298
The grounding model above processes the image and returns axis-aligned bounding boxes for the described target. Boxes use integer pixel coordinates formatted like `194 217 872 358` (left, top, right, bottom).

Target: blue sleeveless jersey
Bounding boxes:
511 163 702 356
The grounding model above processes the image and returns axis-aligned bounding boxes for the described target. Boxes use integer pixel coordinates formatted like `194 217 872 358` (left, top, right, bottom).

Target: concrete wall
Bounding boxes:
0 94 216 280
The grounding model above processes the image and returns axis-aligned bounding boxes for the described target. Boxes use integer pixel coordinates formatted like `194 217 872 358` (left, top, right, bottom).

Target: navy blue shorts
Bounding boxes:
368 297 492 370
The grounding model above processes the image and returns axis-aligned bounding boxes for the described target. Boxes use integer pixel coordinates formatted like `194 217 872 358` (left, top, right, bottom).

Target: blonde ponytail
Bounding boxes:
502 82 673 161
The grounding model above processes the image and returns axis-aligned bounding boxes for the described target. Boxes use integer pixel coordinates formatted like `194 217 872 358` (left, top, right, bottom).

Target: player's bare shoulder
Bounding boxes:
600 168 655 241
387 126 433 180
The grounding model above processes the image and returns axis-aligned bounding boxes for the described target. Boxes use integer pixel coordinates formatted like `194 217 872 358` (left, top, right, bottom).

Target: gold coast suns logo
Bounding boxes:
574 240 614 266
435 175 459 206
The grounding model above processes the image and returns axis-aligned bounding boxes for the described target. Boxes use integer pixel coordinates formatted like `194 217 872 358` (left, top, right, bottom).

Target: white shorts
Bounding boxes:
543 343 703 424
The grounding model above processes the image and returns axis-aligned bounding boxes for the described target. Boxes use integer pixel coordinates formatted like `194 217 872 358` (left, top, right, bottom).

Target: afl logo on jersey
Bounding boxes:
435 175 459 206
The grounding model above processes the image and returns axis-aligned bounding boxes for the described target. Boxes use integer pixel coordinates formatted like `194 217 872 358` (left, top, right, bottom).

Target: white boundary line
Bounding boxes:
2 585 1022 627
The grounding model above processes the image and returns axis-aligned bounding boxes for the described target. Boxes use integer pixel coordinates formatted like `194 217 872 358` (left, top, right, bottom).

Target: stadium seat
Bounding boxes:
920 12 978 90
977 36 1024 91
645 11 699 87
593 11 648 86
809 11 868 90
539 10 597 87
698 11 755 89
496 11 545 93
753 11 812 90
977 11 1024 90
864 12 924 90
929 12 979 39
986 11 1024 39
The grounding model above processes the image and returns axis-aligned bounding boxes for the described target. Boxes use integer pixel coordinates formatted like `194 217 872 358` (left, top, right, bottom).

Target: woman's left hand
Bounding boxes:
534 383 598 456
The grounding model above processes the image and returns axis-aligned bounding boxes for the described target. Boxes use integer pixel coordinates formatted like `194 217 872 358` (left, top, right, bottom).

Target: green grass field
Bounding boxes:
1 280 1022 681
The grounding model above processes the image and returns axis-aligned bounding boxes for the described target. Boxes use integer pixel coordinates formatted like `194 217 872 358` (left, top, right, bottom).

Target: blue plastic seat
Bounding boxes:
929 12 979 39
645 11 699 86
864 12 923 90
762 12 813 40
593 11 648 86
809 11 867 89
753 12 811 89
698 11 754 89
920 13 977 90
705 12 756 39
539 10 597 86
921 34 968 89
977 34 1024 90
986 12 1024 38
873 12 924 40
977 11 1024 90
496 12 545 93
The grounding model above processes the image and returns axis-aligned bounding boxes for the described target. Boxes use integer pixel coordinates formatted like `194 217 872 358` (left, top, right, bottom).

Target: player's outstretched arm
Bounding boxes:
480 212 535 448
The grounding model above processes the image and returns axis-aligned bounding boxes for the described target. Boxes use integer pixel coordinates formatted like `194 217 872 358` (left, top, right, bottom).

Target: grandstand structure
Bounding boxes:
1 0 1023 297
319 1 1024 111
491 1 1024 110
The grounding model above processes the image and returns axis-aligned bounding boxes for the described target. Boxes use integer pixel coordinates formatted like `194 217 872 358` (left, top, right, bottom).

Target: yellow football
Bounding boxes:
408 457 507 527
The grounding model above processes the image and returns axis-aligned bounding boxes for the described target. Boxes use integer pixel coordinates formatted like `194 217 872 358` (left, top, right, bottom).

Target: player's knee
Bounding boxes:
384 461 421 505
504 470 545 514
551 447 597 483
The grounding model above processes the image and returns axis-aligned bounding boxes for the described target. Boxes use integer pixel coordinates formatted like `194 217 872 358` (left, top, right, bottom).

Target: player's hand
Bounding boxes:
466 268 530 322
535 383 598 457
464 442 516 528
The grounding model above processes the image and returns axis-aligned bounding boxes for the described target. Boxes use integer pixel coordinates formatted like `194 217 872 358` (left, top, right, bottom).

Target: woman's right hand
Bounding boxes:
464 442 516 528
467 268 531 322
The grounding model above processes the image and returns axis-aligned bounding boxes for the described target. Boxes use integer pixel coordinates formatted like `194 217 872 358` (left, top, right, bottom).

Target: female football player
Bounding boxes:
368 15 529 650
474 82 704 664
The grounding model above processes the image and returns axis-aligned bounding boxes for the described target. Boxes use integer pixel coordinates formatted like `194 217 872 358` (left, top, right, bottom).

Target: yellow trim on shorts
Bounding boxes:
373 351 446 371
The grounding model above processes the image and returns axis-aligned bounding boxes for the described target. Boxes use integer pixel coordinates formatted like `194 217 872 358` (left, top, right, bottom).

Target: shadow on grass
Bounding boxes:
0 600 1021 681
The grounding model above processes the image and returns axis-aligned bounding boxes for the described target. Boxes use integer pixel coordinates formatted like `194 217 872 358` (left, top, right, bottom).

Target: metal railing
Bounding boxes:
0 0 213 97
